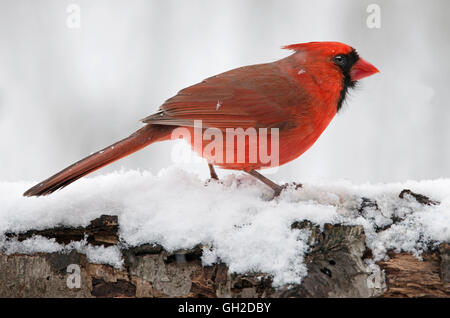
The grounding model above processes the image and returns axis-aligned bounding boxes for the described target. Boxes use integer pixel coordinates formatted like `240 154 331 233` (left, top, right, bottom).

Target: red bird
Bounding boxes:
24 41 379 197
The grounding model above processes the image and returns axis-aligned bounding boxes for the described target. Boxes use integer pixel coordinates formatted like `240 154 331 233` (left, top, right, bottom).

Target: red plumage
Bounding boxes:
24 41 378 197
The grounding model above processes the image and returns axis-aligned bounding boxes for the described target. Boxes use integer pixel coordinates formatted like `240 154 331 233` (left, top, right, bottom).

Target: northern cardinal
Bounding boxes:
24 41 378 197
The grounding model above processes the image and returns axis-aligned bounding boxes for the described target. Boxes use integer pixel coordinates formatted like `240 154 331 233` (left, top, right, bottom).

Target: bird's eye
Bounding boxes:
333 54 347 66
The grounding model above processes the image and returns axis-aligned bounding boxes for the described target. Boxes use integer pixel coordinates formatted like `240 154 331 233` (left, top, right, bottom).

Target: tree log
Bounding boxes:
1 203 449 298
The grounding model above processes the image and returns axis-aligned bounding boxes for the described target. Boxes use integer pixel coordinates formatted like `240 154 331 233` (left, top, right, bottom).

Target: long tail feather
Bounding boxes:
23 125 172 197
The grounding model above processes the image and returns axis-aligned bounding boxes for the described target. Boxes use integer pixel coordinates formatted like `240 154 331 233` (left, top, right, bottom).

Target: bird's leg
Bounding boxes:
246 169 285 197
208 163 219 180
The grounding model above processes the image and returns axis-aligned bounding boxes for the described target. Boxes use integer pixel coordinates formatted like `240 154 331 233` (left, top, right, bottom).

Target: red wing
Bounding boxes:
142 63 308 130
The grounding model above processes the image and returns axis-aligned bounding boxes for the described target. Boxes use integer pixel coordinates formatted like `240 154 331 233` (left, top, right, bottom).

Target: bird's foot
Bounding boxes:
272 182 303 198
205 177 222 186
208 163 219 180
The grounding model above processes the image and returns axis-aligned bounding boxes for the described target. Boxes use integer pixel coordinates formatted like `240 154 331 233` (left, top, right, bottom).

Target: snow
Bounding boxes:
0 168 449 286
0 235 123 268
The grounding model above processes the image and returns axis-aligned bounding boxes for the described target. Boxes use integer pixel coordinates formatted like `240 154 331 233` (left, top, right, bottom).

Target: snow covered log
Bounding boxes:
1 170 450 297
0 214 448 298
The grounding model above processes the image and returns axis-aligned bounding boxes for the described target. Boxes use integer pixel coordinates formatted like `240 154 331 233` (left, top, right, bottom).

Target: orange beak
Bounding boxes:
350 58 379 81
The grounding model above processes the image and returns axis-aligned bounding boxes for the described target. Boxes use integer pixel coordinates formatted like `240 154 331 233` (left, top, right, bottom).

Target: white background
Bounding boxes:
0 0 449 183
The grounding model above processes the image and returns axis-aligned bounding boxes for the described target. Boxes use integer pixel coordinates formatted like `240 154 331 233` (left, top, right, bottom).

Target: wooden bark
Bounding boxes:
377 247 449 297
0 189 449 298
